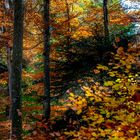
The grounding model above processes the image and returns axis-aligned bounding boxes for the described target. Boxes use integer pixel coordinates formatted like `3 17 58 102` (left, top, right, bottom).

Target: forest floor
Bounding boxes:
0 47 140 140
0 74 140 140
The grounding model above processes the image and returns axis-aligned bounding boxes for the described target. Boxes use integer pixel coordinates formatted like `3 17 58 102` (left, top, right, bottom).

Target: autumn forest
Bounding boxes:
0 0 140 139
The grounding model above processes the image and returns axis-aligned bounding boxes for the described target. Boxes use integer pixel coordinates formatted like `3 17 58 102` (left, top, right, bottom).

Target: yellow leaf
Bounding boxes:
77 109 82 115
104 81 114 86
85 91 93 97
108 72 116 77
77 100 83 105
68 97 75 101
69 92 75 97
91 132 96 137
126 65 131 69
90 97 94 101
64 132 70 135
112 131 124 137
112 84 121 90
97 65 109 70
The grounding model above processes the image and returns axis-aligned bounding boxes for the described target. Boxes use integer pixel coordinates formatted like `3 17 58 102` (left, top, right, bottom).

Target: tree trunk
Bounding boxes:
65 0 70 49
43 0 51 121
11 0 24 139
103 0 109 48
7 47 12 119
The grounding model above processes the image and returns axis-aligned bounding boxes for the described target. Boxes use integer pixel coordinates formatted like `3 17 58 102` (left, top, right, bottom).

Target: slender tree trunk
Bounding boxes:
4 0 14 121
43 0 51 121
65 0 70 49
6 47 12 119
103 0 109 48
11 0 24 139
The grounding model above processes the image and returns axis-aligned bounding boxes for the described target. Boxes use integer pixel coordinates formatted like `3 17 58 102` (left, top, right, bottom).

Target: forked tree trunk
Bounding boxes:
11 0 24 139
43 0 51 120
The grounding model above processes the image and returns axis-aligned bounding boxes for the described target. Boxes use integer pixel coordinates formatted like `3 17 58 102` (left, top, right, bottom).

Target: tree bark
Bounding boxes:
7 47 12 119
103 0 109 48
43 0 51 121
65 0 70 49
11 0 24 139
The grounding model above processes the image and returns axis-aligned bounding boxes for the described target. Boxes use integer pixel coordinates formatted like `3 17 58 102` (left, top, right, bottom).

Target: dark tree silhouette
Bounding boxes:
11 0 24 138
43 0 51 120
